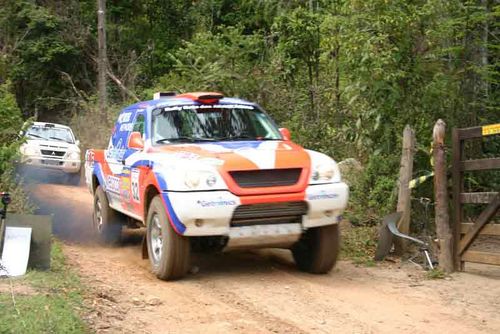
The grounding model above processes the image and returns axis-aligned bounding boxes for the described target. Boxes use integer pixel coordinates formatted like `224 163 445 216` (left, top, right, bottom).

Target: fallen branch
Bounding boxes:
105 65 140 102
58 71 90 103
88 54 140 102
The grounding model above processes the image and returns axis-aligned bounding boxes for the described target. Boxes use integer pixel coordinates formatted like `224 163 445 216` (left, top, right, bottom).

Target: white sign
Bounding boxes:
0 227 32 277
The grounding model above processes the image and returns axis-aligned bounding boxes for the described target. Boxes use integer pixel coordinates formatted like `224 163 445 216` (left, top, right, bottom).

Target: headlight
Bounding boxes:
20 145 38 156
310 163 335 183
67 151 80 160
184 171 218 189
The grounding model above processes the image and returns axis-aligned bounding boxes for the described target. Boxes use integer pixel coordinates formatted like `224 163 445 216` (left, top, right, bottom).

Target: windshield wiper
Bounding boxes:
27 133 43 139
48 136 71 143
156 136 215 144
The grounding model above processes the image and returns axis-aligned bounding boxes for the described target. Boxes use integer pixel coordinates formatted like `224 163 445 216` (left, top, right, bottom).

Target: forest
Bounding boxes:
0 0 498 224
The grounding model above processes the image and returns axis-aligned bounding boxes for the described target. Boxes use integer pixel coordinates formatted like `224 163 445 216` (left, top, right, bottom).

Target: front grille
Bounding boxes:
231 201 308 226
41 150 65 157
229 168 302 188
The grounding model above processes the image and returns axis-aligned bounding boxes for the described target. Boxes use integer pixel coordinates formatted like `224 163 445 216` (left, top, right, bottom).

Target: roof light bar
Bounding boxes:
176 92 224 104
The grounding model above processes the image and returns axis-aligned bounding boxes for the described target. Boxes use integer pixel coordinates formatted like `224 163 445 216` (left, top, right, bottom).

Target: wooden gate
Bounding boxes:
452 123 500 270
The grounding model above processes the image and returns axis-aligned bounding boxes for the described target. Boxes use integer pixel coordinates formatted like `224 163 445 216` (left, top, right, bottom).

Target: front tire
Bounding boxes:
146 196 190 280
93 186 122 244
292 224 340 274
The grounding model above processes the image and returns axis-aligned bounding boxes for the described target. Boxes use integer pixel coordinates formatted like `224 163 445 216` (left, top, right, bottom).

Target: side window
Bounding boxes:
133 114 145 135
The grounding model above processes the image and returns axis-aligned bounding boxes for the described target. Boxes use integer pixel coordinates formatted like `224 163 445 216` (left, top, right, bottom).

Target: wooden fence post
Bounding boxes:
394 125 415 254
433 119 454 272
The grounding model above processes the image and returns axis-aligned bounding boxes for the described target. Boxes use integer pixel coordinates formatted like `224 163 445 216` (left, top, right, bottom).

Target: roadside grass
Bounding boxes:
0 240 88 333
341 224 378 266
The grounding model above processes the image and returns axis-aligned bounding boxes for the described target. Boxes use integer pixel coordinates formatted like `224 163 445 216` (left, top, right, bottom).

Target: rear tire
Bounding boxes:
292 224 340 274
146 196 190 280
93 186 122 244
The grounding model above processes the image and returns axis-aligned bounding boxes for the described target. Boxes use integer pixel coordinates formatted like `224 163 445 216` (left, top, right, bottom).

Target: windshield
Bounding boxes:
152 105 282 144
26 125 74 144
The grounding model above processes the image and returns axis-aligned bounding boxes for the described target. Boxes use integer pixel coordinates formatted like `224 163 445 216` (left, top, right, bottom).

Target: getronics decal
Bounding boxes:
197 199 236 207
173 151 200 160
308 192 338 200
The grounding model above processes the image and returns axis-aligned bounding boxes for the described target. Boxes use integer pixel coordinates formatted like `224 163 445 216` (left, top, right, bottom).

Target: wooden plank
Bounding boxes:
461 158 500 171
462 250 500 266
451 127 463 270
460 192 499 204
459 194 500 255
461 223 500 236
457 126 482 140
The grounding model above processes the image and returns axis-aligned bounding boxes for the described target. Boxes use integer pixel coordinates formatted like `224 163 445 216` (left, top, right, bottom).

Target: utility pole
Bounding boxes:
97 0 107 121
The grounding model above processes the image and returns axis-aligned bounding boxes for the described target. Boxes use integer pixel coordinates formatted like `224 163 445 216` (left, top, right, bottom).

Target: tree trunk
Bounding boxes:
97 0 107 122
394 125 416 255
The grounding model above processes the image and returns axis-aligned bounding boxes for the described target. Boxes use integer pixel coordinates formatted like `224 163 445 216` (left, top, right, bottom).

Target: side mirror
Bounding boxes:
128 131 144 150
279 128 291 141
75 139 80 146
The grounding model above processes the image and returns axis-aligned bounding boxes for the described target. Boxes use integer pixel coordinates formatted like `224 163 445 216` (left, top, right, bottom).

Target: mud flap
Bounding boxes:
141 235 148 259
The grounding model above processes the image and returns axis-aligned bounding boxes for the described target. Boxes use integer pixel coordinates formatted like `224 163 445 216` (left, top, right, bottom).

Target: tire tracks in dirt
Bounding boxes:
25 182 500 333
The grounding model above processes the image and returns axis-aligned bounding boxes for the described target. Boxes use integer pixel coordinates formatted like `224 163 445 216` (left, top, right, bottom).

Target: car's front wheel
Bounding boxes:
146 196 190 280
292 224 340 274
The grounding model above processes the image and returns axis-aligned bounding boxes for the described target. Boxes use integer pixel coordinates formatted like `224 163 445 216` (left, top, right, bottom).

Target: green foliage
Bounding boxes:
0 81 23 175
0 0 498 226
340 225 378 266
0 241 87 333
426 268 446 280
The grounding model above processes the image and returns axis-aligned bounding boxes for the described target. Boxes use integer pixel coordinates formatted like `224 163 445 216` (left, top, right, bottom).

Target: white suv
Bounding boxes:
19 122 81 183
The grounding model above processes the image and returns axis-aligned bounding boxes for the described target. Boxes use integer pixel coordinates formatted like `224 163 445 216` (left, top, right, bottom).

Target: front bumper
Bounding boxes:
164 182 349 241
20 155 81 173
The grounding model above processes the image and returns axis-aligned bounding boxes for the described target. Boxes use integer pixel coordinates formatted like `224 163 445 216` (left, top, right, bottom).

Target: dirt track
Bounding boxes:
28 182 500 333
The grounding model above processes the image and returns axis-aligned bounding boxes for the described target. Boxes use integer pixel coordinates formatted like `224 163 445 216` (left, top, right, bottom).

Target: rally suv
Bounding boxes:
85 92 349 280
19 122 81 184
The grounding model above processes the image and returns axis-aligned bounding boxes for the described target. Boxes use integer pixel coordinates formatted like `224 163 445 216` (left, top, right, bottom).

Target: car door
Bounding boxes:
104 108 136 211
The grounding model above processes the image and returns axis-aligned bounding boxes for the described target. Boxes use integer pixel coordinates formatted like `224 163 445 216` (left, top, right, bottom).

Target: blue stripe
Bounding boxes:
130 160 152 168
94 163 105 188
155 172 186 234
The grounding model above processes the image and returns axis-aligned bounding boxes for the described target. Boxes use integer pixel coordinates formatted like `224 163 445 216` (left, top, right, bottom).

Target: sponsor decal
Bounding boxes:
131 168 140 202
307 192 338 201
119 123 134 132
199 157 224 166
159 104 254 112
173 151 200 160
117 112 132 123
85 151 94 168
106 175 121 194
197 199 236 207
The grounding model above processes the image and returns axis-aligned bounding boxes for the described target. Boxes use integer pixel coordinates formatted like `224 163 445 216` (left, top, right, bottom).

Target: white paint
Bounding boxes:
234 141 278 169
0 227 32 277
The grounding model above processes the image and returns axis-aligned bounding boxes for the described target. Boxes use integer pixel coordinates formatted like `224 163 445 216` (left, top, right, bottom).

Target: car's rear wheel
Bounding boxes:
147 196 190 280
292 224 340 274
93 186 122 244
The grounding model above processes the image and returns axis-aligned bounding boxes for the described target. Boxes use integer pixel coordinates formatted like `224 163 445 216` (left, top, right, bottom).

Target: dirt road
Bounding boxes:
28 182 500 334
